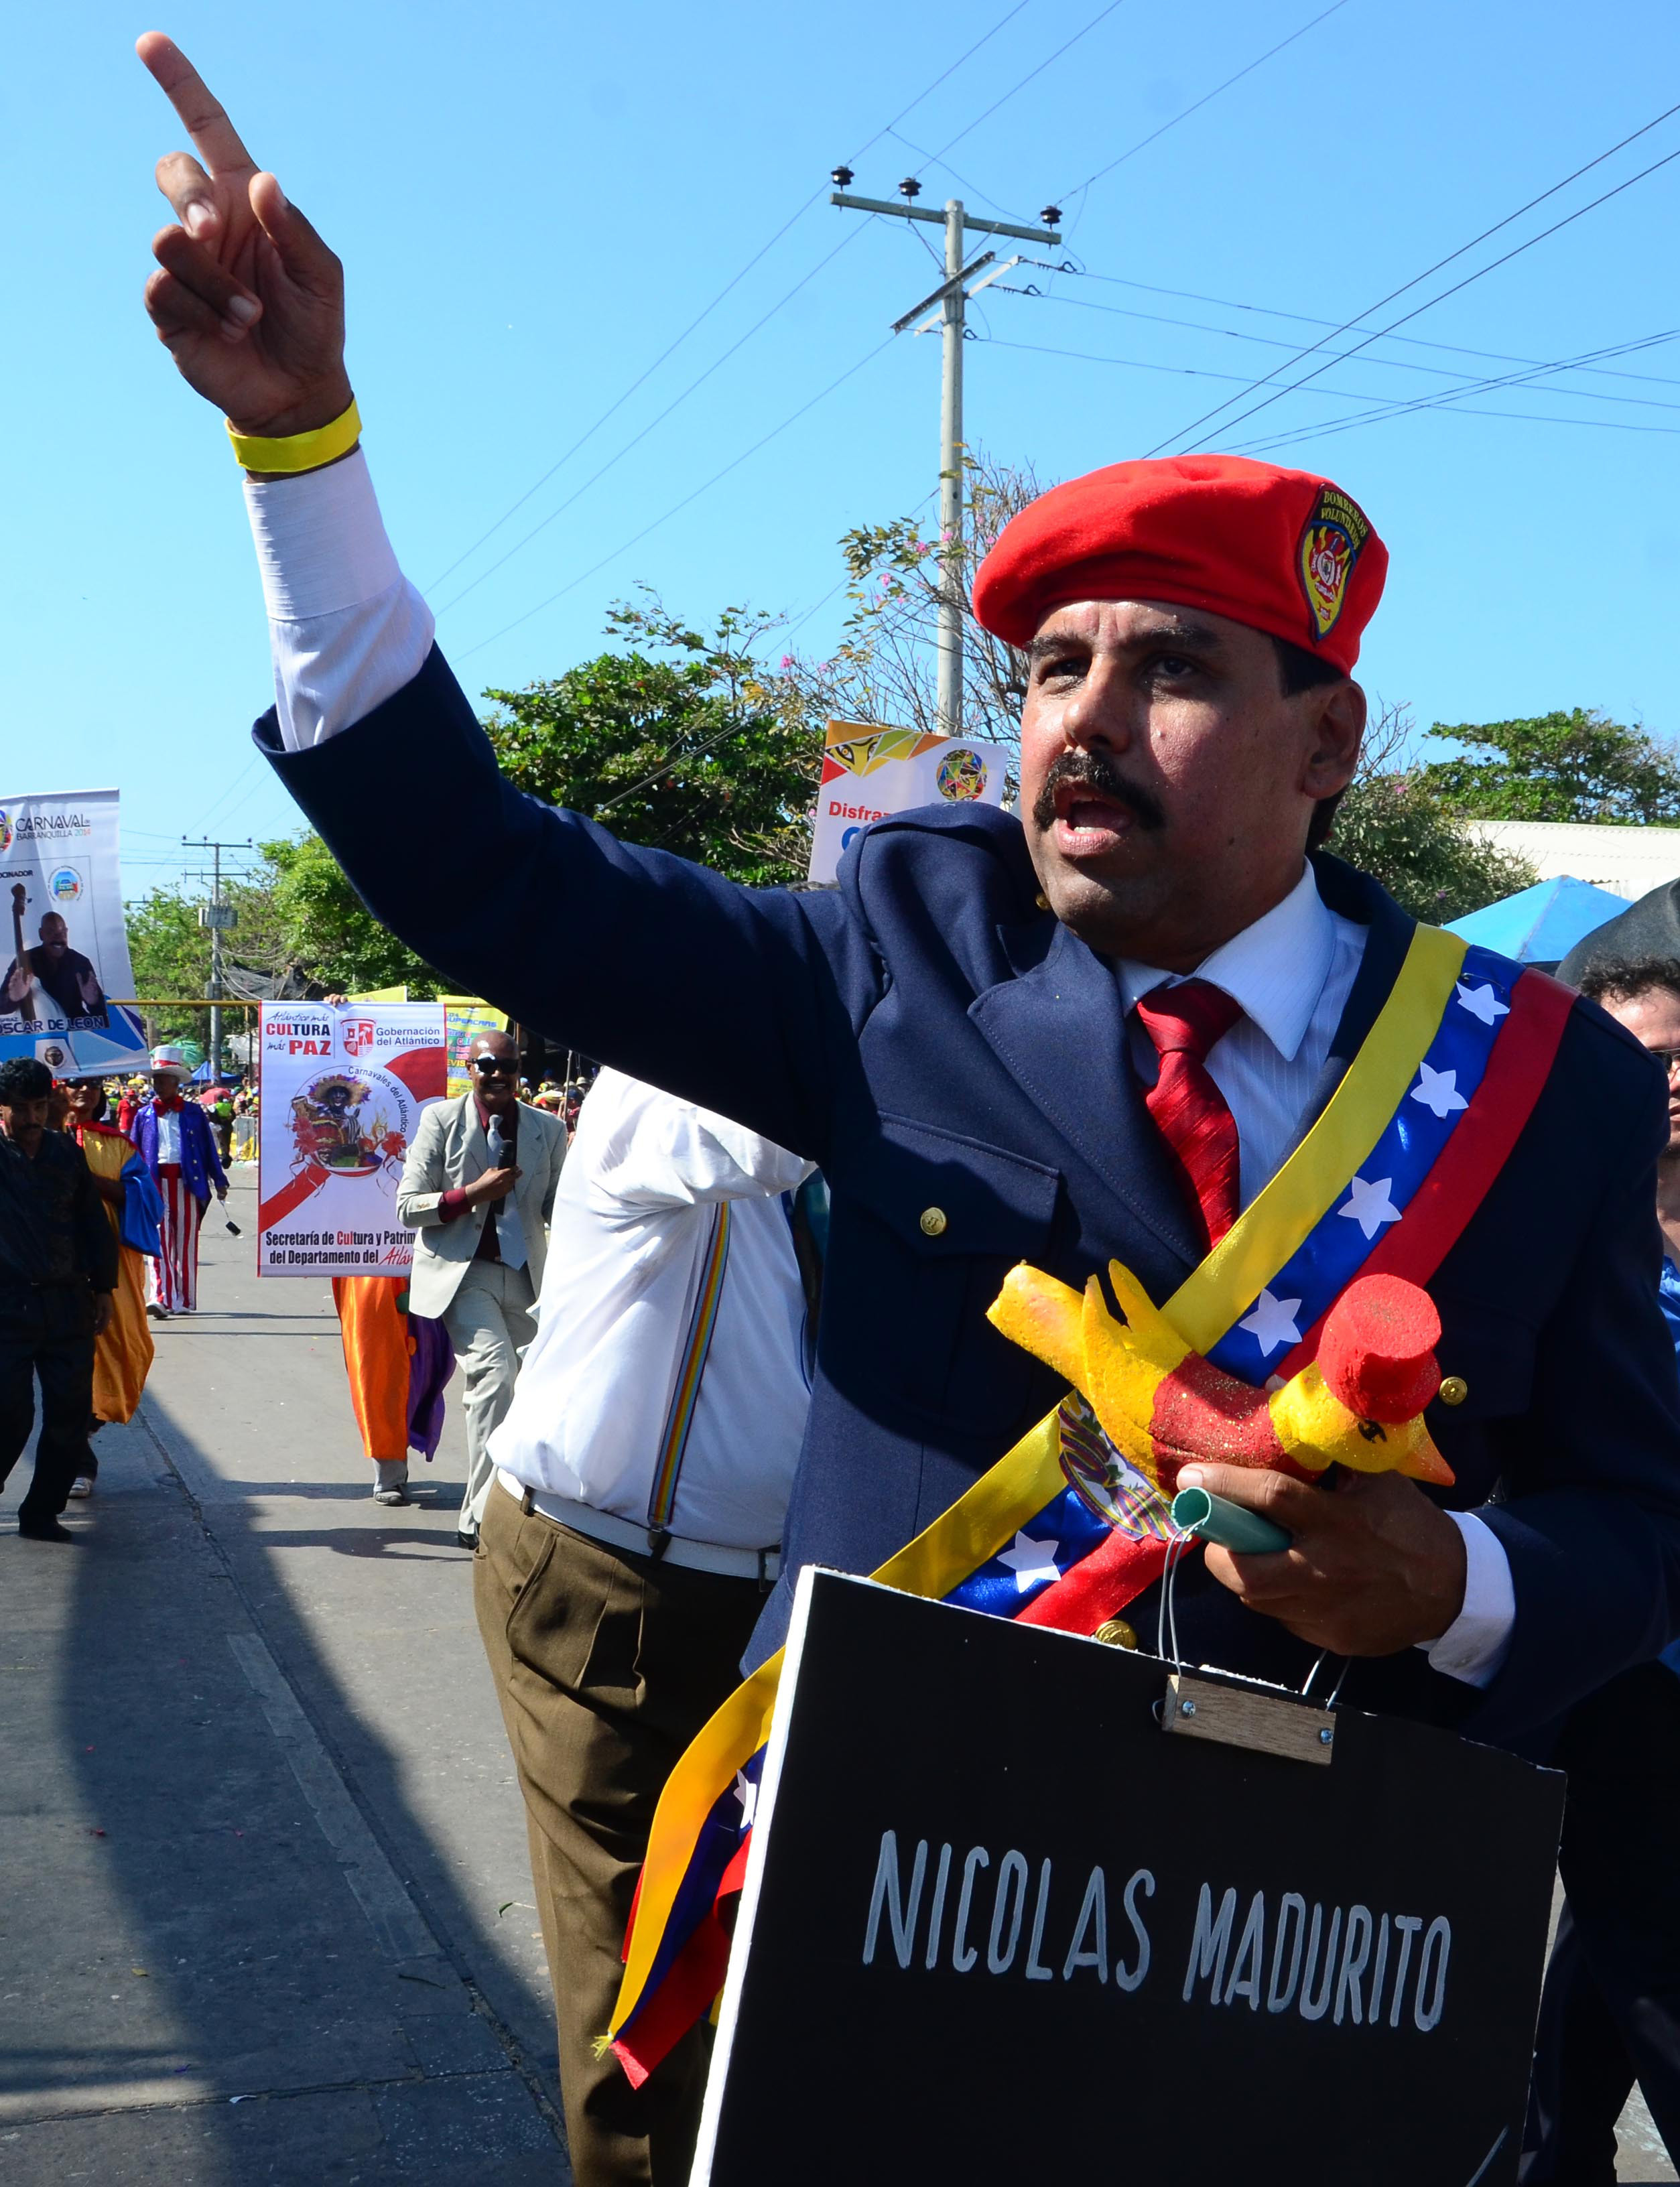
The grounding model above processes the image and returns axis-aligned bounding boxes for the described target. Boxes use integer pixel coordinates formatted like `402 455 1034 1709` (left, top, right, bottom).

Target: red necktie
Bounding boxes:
1133 979 1243 1251
153 1096 184 1114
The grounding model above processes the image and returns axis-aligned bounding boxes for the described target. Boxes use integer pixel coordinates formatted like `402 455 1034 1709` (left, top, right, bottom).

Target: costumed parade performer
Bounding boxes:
331 1274 454 1505
63 1076 159 1495
137 38 1680 2170
313 1006 456 1506
129 1042 227 1317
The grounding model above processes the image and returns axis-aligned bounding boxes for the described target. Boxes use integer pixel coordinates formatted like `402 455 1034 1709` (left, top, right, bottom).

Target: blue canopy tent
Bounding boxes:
1445 876 1627 966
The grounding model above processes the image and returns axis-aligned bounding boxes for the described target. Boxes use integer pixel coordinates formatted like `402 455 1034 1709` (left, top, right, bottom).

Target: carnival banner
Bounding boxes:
256 1002 446 1277
346 987 508 1100
0 787 146 1073
442 998 509 1098
806 720 1011 886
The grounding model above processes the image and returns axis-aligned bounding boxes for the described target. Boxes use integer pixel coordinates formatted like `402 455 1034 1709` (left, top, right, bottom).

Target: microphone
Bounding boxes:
487 1114 507 1166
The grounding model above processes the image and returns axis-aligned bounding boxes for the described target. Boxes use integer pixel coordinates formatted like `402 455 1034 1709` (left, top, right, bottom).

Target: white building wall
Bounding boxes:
1465 820 1680 901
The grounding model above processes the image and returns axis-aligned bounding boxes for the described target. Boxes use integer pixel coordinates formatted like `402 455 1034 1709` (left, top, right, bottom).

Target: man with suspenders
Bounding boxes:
473 1068 814 2184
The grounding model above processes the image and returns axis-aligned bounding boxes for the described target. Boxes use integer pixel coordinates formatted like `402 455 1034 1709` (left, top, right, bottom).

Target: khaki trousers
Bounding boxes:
444 1259 537 1530
474 1483 766 2187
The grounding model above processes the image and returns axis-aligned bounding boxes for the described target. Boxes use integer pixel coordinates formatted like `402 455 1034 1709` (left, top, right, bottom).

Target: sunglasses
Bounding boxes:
1644 1046 1680 1077
471 1055 516 1077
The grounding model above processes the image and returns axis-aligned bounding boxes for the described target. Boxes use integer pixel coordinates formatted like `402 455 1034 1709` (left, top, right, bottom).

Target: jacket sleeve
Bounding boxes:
395 1105 452 1228
257 647 885 1167
72 1148 119 1294
1464 1049 1680 1747
201 1110 228 1194
537 1112 564 1227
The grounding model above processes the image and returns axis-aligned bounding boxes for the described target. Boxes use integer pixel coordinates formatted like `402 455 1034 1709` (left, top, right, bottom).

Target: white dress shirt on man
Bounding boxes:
155 1105 182 1165
239 454 1513 1678
491 1069 814 1556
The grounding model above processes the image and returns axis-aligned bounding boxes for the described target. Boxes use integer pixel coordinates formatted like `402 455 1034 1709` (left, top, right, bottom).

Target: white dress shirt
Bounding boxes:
245 452 432 748
1118 864 1513 1686
154 1103 182 1165
1118 864 1366 1208
239 455 1513 1678
490 1070 814 1552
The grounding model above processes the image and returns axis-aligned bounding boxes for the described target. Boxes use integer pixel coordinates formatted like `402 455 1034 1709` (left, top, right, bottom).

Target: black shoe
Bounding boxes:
18 1518 74 1542
456 1527 479 1552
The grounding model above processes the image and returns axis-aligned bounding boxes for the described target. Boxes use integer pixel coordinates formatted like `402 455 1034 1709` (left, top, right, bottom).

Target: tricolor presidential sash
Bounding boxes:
607 928 1575 2084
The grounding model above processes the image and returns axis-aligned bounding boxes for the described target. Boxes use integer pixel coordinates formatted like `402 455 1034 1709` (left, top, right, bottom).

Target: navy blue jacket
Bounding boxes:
258 647 1680 1749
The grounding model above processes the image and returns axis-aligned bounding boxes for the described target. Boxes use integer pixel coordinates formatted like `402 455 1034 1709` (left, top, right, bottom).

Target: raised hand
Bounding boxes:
137 34 351 439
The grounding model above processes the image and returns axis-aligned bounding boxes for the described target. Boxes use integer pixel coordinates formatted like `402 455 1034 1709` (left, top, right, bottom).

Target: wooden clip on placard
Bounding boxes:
1161 1668 1337 1766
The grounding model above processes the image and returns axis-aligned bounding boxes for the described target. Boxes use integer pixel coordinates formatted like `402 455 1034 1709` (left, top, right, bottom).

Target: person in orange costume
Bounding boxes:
331 1275 455 1505
63 1076 156 1495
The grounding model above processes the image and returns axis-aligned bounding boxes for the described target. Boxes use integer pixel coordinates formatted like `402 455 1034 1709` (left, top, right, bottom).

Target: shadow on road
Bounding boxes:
2 1346 569 2180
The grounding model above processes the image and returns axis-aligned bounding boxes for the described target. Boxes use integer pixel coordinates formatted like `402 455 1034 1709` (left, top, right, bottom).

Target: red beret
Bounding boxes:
971 453 1387 674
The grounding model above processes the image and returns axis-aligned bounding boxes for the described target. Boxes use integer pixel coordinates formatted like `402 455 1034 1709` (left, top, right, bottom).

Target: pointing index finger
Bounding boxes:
136 32 257 179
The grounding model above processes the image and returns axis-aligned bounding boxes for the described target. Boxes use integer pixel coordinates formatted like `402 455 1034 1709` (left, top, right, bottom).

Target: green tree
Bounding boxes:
124 885 212 1043
1326 706 1536 923
261 832 448 996
482 594 822 886
1419 708 1680 823
125 866 294 1047
785 450 1039 772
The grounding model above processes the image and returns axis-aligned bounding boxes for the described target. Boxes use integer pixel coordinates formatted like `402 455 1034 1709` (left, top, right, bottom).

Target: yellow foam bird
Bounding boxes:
988 1259 1454 1493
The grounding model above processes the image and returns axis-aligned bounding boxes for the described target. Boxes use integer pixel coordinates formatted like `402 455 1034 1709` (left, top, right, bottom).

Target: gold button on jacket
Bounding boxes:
919 1206 948 1238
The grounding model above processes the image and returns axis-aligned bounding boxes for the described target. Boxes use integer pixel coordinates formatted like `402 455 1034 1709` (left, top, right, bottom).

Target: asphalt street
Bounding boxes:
0 1170 570 2184
1 1167 1676 2182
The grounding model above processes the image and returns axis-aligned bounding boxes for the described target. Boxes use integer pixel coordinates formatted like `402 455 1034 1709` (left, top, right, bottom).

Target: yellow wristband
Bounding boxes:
227 397 362 475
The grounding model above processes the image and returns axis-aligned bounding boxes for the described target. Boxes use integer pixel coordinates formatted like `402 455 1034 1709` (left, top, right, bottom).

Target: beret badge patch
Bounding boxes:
1297 485 1372 645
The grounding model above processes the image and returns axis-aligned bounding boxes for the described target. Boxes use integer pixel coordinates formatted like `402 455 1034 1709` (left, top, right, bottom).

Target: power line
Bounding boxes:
1147 98 1680 453
1054 0 1356 208
1229 328 1680 454
911 0 1128 175
432 220 873 620
423 0 1037 597
885 125 1033 225
976 332 1680 436
456 337 896 661
1024 261 1680 390
999 283 1680 410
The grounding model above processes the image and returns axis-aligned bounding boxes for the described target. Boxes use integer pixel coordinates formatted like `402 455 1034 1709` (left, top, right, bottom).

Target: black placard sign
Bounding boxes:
694 1571 1563 2187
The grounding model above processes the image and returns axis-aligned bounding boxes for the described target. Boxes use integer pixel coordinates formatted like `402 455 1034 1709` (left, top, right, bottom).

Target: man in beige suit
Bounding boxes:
397 1031 567 1547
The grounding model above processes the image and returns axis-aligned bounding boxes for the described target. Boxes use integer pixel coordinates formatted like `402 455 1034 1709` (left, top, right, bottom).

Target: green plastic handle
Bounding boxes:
1171 1485 1291 1555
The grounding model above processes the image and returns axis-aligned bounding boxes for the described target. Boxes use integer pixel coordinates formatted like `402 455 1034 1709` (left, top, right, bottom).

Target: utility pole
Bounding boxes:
182 836 250 1080
829 173 1061 738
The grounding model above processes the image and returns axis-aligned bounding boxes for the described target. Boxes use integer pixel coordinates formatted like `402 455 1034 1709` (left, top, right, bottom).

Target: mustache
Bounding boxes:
1031 750 1167 835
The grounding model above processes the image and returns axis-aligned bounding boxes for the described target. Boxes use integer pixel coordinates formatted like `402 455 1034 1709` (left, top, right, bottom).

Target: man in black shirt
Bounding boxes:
1 913 109 1030
0 1057 117 1540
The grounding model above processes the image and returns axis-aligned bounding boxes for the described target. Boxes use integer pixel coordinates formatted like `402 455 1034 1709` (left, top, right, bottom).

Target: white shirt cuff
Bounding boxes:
243 451 434 749
1417 1511 1514 1688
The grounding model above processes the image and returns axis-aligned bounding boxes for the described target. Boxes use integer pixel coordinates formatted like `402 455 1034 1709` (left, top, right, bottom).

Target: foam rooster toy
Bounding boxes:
988 1260 1454 1494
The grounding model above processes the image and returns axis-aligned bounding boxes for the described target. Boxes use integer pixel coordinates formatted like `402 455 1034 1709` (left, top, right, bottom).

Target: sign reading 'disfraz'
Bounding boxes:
694 1573 1563 2187
257 1002 446 1277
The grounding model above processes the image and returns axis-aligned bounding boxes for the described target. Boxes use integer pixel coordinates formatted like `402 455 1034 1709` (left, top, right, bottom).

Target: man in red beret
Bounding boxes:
975 452 1379 972
140 40 1680 2177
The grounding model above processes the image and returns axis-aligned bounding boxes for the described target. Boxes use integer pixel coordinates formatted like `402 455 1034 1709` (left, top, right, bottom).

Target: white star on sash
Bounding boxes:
1339 1175 1403 1240
1238 1288 1304 1357
1455 980 1510 1026
734 1770 758 1829
996 1530 1063 1592
1410 1061 1470 1120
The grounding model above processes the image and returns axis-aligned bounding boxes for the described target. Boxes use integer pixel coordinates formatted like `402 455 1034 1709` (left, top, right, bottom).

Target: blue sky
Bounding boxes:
5 0 1679 899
